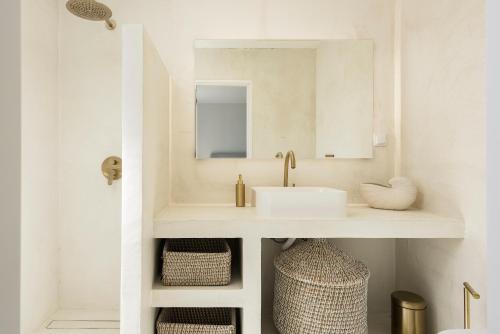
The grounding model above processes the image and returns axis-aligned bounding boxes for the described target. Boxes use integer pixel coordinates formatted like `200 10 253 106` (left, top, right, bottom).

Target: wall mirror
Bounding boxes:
194 39 374 159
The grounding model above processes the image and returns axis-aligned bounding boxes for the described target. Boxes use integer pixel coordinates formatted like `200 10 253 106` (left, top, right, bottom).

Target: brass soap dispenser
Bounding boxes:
236 174 245 207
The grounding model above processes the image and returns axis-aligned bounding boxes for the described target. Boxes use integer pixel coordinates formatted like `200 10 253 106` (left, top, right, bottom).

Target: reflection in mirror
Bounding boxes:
194 40 374 159
195 83 250 159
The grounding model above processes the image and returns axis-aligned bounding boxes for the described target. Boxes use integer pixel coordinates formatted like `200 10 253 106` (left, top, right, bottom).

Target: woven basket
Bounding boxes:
273 239 370 334
162 239 232 286
157 308 237 334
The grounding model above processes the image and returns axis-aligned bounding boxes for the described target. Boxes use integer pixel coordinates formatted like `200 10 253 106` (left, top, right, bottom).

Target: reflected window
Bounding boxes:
195 83 250 159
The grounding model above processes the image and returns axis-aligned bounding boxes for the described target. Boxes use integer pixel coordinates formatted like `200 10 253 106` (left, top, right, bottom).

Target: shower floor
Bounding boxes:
37 309 119 334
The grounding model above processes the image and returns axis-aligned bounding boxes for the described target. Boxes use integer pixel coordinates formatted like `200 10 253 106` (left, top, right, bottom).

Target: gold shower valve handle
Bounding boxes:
101 156 122 186
106 171 115 185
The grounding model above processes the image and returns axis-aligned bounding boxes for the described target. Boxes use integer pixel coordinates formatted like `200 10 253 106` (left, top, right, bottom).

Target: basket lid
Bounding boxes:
274 239 370 286
391 291 427 310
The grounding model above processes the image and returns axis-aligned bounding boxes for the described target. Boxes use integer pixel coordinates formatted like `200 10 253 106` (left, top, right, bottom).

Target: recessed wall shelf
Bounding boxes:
151 268 244 308
154 205 465 239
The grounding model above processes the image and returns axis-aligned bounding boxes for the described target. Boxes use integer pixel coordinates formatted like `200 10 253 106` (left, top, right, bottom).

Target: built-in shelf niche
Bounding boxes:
152 238 243 308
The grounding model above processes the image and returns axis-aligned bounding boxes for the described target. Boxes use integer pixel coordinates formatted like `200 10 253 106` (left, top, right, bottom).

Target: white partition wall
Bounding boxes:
121 24 171 334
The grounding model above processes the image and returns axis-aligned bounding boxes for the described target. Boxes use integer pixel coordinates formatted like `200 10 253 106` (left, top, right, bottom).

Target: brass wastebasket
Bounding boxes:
391 291 427 334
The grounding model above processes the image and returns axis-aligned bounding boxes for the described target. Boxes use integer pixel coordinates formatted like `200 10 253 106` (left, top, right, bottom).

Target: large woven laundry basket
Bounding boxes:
273 239 370 334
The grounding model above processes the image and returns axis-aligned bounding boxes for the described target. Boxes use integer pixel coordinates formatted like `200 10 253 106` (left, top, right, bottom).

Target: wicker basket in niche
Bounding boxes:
161 239 232 286
157 308 237 334
273 239 370 334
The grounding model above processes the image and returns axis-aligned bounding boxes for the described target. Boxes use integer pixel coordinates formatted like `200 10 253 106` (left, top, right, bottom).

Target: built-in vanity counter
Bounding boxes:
151 206 464 333
154 205 465 239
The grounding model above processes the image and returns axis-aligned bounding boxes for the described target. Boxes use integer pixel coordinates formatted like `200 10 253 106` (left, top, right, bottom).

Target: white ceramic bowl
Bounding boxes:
360 177 417 210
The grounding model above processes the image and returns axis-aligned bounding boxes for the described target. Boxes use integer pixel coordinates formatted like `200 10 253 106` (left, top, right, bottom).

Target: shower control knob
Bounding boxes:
101 156 122 186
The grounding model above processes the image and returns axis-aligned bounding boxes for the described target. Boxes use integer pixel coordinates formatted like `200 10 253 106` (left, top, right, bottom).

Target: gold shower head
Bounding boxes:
66 0 116 30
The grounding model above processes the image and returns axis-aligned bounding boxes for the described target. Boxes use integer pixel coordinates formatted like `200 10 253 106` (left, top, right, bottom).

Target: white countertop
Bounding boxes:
154 205 465 239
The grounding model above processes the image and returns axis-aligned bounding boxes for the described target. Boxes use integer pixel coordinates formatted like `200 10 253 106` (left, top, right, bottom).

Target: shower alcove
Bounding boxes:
27 23 166 334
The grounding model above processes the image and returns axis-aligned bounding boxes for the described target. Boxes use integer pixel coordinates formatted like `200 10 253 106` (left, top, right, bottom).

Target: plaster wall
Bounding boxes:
397 0 487 331
20 0 60 332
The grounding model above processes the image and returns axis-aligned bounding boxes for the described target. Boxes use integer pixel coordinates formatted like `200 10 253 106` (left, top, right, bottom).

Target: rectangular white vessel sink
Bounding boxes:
252 186 347 219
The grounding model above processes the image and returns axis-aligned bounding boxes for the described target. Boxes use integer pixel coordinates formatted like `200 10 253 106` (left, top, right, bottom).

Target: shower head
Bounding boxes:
66 0 116 30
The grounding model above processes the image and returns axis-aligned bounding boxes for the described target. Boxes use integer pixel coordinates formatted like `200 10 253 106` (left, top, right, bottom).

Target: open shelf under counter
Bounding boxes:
154 205 465 239
151 270 244 308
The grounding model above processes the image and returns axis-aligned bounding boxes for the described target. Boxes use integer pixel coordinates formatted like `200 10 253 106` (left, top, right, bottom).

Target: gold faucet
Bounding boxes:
463 282 480 329
283 150 296 187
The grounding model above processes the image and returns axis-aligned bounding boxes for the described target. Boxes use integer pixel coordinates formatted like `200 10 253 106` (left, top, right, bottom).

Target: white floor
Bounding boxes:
262 313 391 333
37 309 388 334
37 310 119 334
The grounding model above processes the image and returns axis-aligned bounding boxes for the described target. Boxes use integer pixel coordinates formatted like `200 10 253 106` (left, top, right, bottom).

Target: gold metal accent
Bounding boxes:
101 156 122 185
463 282 480 329
391 291 427 334
66 0 116 31
275 152 284 159
283 150 296 187
235 174 245 207
105 19 116 30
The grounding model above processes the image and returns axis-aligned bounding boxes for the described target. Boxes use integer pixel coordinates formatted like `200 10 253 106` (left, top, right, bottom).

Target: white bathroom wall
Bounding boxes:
316 40 374 159
487 0 500 331
397 0 486 332
121 25 171 334
0 0 21 333
20 0 60 333
58 3 122 309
